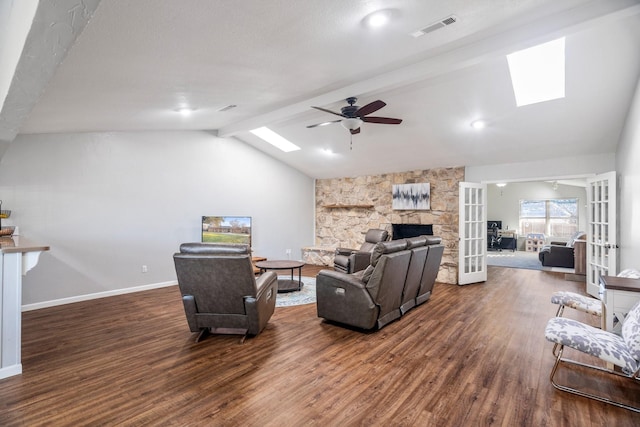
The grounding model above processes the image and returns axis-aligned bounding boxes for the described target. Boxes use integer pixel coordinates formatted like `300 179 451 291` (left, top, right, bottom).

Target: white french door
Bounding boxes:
458 182 487 285
586 171 618 297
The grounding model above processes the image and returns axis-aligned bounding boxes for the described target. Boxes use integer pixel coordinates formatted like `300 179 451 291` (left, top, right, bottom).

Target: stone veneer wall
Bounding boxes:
315 167 464 284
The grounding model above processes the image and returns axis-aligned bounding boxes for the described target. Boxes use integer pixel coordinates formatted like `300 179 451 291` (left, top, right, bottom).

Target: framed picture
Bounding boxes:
392 183 431 210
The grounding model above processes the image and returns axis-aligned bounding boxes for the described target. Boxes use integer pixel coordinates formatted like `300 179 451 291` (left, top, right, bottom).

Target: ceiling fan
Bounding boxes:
307 97 402 135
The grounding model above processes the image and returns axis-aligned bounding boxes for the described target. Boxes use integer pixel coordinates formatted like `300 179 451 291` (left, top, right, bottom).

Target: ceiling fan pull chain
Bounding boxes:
350 134 353 150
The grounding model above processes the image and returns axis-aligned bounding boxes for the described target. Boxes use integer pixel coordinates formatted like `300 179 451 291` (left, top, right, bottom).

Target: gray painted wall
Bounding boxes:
0 131 315 306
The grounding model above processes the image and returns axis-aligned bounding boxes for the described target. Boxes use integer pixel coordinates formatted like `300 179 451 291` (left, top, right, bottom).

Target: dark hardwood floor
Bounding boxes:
1 266 639 426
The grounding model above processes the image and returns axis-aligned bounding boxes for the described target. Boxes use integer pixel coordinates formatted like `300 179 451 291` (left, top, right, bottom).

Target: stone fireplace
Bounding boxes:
309 167 464 284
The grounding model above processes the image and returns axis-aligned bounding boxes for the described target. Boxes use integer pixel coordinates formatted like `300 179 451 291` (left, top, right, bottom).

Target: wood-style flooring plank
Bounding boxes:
1 265 639 426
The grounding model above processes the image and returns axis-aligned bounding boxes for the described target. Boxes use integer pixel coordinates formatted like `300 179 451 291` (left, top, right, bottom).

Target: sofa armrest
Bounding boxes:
255 271 278 299
181 295 199 332
335 247 357 256
350 251 371 273
316 270 379 329
246 271 278 335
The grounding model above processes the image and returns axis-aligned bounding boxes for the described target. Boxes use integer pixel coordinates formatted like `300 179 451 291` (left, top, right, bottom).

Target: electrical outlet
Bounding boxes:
285 249 291 255
142 265 148 273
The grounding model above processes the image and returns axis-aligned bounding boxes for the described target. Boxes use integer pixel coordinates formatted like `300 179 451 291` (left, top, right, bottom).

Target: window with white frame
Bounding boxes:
519 198 578 238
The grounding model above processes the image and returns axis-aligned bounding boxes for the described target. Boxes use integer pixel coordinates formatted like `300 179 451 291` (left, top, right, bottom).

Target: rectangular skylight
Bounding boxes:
249 127 300 152
507 37 565 107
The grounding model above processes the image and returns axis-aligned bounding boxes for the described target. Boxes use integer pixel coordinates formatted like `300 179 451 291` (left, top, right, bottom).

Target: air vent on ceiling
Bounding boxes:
410 15 457 38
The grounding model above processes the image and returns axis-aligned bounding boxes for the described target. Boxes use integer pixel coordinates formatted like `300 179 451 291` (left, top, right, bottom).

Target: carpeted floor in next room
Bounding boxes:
487 250 542 270
487 249 574 273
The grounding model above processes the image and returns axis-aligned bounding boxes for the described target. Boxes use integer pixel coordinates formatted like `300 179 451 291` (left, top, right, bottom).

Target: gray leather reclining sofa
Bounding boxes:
316 235 444 330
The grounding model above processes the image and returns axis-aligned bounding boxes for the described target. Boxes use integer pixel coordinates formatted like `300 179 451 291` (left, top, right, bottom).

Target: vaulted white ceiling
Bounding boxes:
3 0 640 178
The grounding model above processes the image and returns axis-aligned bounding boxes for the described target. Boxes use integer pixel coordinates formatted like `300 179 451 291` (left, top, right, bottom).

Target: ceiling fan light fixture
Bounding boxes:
470 119 486 130
341 118 363 130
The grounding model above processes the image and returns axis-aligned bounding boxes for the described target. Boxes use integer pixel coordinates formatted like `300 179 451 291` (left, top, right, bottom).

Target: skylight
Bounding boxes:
507 37 565 107
250 127 300 152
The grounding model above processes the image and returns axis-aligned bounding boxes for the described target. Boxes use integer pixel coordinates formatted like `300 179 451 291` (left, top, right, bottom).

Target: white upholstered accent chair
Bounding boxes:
544 300 640 413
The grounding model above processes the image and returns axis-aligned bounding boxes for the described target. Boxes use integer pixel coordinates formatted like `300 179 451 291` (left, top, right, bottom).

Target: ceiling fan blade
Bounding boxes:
350 127 361 135
354 100 386 117
311 106 346 117
306 119 342 129
362 116 403 125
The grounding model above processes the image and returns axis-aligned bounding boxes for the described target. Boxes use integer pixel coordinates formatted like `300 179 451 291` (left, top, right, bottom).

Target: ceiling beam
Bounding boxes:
0 0 101 143
218 0 640 138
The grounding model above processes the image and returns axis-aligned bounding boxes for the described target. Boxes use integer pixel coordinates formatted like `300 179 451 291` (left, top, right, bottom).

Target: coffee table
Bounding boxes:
255 260 305 293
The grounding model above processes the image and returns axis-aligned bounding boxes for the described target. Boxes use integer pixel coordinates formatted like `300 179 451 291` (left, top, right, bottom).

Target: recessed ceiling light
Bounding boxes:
250 127 300 152
362 9 396 29
507 37 565 107
496 183 507 187
175 107 196 116
470 120 486 130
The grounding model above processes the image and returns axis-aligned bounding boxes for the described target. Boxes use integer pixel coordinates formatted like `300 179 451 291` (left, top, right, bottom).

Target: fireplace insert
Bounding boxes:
391 223 433 239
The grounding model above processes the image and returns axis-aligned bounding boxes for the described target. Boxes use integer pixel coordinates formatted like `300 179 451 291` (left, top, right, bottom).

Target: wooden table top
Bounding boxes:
600 275 640 292
0 236 50 254
255 260 304 269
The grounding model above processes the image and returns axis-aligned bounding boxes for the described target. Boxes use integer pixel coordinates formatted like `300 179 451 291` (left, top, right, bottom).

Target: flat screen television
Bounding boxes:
202 216 251 246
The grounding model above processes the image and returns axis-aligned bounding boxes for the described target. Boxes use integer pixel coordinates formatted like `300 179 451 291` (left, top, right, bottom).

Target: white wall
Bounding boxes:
0 131 315 306
465 153 615 183
616 74 640 271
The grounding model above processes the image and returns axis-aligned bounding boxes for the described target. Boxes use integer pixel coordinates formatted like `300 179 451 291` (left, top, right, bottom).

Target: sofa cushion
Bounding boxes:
618 268 640 279
622 300 640 363
425 236 442 245
545 317 638 374
405 236 427 249
179 242 249 255
359 265 375 283
370 240 408 267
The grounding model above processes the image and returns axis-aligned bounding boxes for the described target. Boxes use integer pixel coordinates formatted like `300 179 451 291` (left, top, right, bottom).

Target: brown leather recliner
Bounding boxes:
173 243 278 341
333 228 389 274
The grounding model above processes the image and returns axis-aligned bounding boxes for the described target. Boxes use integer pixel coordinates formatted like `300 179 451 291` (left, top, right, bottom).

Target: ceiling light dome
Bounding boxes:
471 119 486 130
341 118 363 130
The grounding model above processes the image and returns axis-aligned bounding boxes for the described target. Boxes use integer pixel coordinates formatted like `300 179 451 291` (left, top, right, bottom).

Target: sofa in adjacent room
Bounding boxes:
538 231 586 268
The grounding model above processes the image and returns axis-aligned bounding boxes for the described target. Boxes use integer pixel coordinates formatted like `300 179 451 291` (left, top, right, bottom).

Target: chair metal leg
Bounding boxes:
549 345 640 413
555 304 565 317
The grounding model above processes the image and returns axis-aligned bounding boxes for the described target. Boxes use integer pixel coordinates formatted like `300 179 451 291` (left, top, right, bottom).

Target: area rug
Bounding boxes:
486 251 543 271
275 276 316 307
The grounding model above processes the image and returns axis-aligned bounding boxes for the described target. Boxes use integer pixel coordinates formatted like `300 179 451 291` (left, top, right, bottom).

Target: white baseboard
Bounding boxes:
21 280 178 312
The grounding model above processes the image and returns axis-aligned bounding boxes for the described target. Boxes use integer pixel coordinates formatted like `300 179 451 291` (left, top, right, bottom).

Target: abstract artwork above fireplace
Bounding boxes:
392 183 430 210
